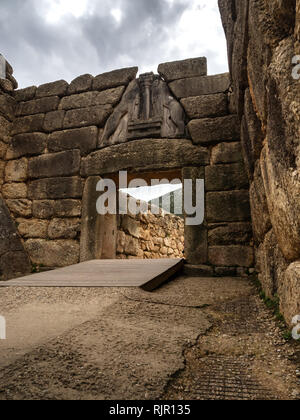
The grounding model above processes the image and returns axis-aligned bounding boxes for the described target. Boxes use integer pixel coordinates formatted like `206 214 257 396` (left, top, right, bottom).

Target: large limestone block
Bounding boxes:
28 177 83 200
2 183 27 199
260 145 300 261
63 105 112 129
5 158 28 182
43 110 65 132
92 67 138 91
6 199 32 217
0 198 30 266
17 218 49 239
0 141 8 159
81 139 209 176
28 150 80 179
25 239 80 267
32 200 55 219
0 94 16 121
181 93 227 119
59 87 125 110
16 96 59 117
0 251 31 280
169 73 230 99
48 218 81 239
54 200 82 217
12 114 45 136
205 163 248 191
48 126 97 155
211 142 243 164
36 80 68 98
249 162 272 244
158 57 207 82
280 261 300 327
256 230 288 299
208 222 252 246
188 115 240 145
7 133 47 159
14 86 37 102
208 245 254 267
206 190 251 223
68 74 93 95
183 167 207 265
0 116 11 143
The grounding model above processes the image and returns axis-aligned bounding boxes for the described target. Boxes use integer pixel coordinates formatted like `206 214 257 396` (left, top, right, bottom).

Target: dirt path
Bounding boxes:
0 276 299 400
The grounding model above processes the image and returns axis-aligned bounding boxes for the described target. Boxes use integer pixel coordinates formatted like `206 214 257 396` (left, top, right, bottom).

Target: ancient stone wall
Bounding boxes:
0 55 254 279
0 60 31 279
218 0 300 324
117 209 184 260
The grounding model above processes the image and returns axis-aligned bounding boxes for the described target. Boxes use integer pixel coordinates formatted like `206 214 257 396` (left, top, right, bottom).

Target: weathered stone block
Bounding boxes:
0 141 8 159
12 114 45 135
158 57 207 82
36 80 68 98
208 222 252 246
260 145 300 261
5 158 28 182
188 115 240 145
63 105 112 129
0 198 27 257
32 200 54 219
206 191 251 223
93 67 138 91
6 133 47 159
81 139 209 176
48 218 81 239
25 239 80 267
250 162 272 244
181 93 227 119
59 87 125 110
6 199 32 217
14 86 37 102
68 74 93 95
2 183 27 199
256 230 288 299
0 251 31 280
211 142 243 164
48 126 97 156
0 116 11 143
44 110 65 132
0 94 16 120
124 235 140 256
54 200 82 217
169 73 230 99
205 163 248 191
28 177 83 199
16 96 59 117
121 216 140 239
17 218 49 238
208 246 254 267
280 261 300 326
0 78 14 93
28 150 80 179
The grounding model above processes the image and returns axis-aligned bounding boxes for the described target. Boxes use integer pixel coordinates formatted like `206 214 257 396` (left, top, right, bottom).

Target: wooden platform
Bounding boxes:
0 259 184 292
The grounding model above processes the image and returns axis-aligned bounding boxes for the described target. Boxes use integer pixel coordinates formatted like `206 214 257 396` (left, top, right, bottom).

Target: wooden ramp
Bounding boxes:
0 259 184 292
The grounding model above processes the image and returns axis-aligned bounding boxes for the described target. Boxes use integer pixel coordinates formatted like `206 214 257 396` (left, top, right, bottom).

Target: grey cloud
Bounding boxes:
0 0 228 88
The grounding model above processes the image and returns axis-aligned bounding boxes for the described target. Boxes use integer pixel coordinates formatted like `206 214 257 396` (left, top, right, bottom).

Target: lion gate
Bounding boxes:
0 56 254 280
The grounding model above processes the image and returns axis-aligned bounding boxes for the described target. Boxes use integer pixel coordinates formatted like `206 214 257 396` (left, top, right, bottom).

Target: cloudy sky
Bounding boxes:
0 0 228 89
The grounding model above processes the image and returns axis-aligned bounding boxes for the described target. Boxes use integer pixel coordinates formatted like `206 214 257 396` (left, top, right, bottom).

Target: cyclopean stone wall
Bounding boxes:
0 55 253 279
117 209 184 260
218 0 300 325
0 60 31 279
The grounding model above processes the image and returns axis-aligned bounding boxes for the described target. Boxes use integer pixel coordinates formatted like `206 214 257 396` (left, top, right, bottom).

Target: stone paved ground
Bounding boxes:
0 276 299 400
